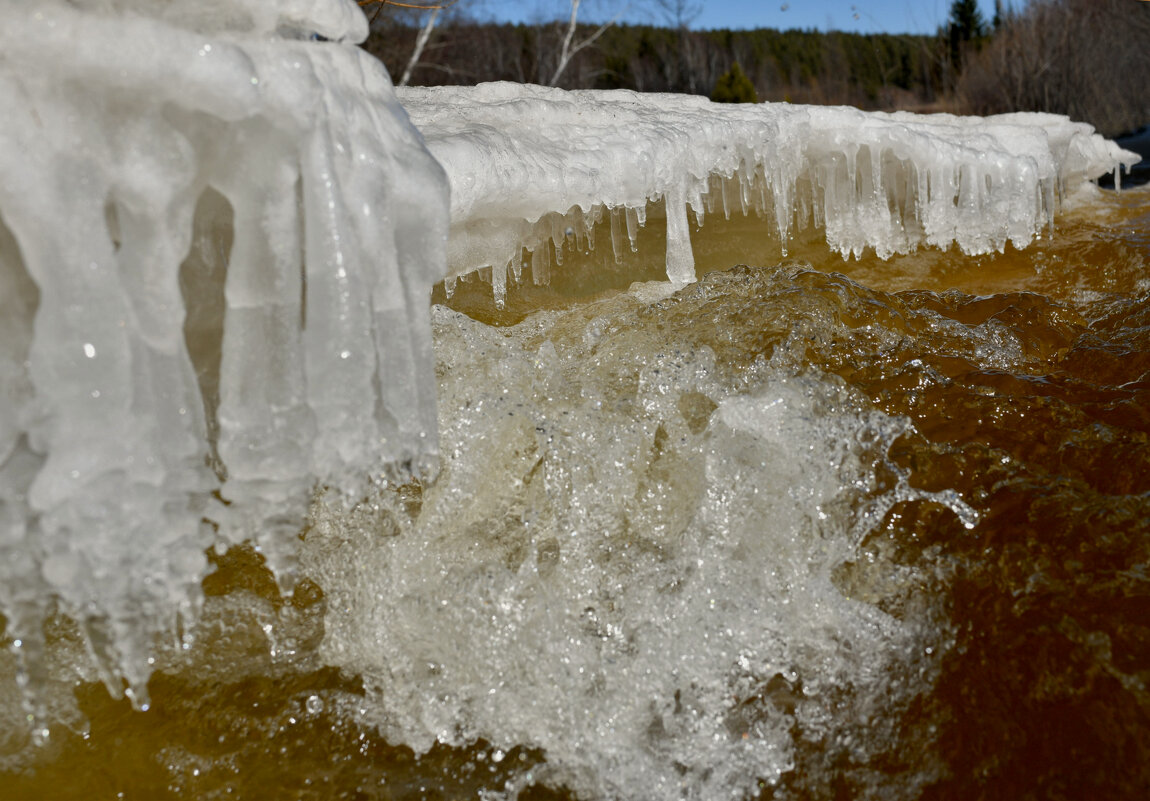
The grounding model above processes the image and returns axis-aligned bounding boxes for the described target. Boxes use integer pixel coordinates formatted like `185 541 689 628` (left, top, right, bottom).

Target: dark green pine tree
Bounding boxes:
711 62 759 104
948 0 987 70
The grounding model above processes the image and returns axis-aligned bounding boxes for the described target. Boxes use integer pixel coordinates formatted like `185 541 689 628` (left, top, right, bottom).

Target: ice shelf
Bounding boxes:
399 83 1139 305
0 0 448 710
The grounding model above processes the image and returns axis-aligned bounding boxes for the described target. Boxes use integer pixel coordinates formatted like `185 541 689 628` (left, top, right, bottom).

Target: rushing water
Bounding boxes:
2 182 1149 800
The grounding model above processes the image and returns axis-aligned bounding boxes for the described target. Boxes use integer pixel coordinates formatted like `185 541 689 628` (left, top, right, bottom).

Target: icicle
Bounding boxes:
771 166 792 246
663 187 695 284
510 248 523 283
547 215 562 265
565 207 581 251
870 146 883 203
444 275 457 298
582 207 596 252
721 174 734 220
845 144 858 198
531 243 550 285
492 262 506 309
704 176 716 216
625 206 640 252
916 164 929 229
752 167 767 218
610 207 624 264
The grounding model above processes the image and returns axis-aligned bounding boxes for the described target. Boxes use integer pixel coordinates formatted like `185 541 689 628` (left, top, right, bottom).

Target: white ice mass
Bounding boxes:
0 0 448 707
401 82 1138 303
0 0 1138 737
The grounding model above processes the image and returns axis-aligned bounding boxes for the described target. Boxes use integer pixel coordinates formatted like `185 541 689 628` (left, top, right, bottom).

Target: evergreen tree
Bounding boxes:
948 0 987 70
711 62 758 104
950 0 987 37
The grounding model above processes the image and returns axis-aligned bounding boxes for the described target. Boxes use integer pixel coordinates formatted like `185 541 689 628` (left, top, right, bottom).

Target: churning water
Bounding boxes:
2 181 1148 800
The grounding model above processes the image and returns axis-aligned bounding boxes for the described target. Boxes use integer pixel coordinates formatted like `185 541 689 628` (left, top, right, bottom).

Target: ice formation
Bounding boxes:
0 0 448 708
399 83 1139 304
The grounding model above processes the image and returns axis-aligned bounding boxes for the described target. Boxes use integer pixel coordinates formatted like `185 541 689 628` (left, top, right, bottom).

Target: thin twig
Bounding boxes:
358 1 460 10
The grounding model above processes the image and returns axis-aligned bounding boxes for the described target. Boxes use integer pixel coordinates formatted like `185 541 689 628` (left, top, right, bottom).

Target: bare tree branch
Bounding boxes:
359 0 459 25
548 0 628 87
399 8 441 85
359 0 459 9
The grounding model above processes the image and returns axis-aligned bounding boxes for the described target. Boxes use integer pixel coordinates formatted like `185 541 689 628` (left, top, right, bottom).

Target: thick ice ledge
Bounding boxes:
0 0 448 707
399 83 1139 304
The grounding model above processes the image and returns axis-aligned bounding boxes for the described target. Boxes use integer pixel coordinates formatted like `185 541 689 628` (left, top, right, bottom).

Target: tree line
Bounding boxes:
364 17 947 110
958 0 1149 137
361 0 1149 136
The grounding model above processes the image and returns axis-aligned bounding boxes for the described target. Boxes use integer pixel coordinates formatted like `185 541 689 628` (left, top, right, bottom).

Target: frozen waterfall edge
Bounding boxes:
0 0 449 713
399 83 1140 302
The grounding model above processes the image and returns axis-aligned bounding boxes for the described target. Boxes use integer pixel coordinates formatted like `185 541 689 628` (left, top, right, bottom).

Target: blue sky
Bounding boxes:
472 1 997 35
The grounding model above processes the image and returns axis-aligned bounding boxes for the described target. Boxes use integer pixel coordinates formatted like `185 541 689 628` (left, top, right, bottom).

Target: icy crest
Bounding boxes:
400 83 1139 302
0 0 448 709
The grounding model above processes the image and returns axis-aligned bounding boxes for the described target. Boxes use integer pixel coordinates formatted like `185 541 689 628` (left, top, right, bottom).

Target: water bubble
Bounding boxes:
305 694 324 715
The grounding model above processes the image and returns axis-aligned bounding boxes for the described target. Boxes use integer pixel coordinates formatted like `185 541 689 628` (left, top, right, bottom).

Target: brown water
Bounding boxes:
2 184 1149 800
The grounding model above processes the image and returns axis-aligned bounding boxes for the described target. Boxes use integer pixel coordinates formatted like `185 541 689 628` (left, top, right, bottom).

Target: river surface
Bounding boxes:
2 182 1149 800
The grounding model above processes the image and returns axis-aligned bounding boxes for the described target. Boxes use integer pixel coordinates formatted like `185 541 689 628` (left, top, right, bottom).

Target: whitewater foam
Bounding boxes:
300 278 975 800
